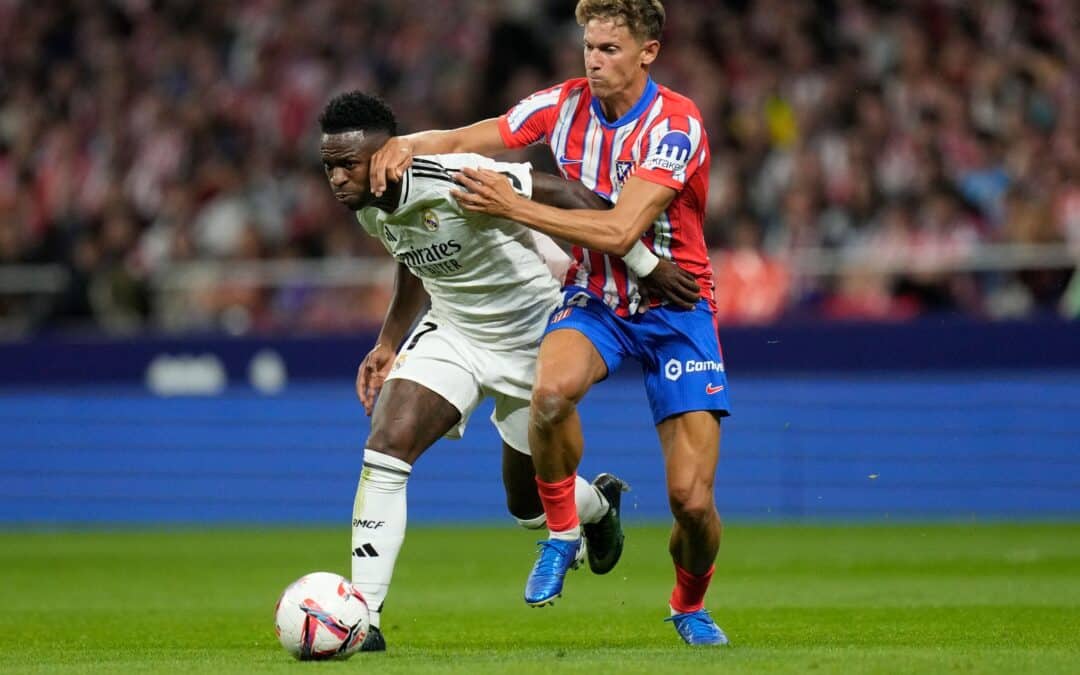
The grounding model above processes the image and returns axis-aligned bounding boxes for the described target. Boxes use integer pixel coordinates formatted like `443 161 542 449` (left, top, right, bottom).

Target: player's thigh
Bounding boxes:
535 330 612 406
537 287 629 402
367 379 462 463
373 315 484 458
657 410 721 512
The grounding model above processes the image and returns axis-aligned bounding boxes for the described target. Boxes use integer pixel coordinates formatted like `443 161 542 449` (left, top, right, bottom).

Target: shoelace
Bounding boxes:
532 540 574 577
664 610 719 641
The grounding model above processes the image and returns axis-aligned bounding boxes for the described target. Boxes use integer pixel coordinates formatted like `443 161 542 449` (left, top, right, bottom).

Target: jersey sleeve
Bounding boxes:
635 114 708 191
428 153 533 199
497 83 564 149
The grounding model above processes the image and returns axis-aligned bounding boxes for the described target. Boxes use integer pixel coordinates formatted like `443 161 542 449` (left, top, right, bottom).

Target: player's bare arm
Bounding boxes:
453 170 675 256
531 172 611 211
369 118 505 197
356 262 428 415
530 172 699 309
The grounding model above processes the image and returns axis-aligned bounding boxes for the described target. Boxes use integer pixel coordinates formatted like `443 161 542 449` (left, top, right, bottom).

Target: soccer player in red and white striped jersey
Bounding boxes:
369 0 731 646
498 75 713 318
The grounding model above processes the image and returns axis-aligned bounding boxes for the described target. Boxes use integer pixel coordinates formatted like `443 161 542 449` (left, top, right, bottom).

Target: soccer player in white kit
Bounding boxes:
318 91 701 652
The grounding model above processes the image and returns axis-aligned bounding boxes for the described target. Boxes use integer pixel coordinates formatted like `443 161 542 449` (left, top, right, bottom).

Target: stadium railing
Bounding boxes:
0 243 1076 335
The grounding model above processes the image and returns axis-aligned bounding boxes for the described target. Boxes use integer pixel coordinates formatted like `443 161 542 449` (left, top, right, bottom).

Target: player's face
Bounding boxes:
320 131 389 210
582 19 658 100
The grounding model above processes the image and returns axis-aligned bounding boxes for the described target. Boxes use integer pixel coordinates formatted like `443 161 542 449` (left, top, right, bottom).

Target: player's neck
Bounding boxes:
596 76 649 122
369 181 402 213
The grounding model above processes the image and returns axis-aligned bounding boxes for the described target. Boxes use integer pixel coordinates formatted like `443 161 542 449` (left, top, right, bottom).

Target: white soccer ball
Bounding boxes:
274 572 370 660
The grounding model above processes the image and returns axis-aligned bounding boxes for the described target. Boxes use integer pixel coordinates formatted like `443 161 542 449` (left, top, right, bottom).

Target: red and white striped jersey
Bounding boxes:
498 77 714 317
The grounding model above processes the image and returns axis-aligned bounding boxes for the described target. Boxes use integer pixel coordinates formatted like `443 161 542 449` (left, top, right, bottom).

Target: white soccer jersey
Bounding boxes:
356 153 562 350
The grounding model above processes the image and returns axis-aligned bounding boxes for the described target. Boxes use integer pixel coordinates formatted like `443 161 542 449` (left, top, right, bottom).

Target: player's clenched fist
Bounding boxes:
368 136 414 197
355 343 397 415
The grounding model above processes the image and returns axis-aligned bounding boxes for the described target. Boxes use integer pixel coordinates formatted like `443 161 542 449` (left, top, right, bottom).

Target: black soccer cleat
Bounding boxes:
359 625 386 653
582 473 629 575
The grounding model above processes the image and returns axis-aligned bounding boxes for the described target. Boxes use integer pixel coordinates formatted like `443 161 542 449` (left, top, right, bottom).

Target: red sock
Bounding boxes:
670 563 714 614
535 474 579 534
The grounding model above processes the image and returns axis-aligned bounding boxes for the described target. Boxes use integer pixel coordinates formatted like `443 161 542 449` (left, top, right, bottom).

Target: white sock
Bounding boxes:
512 476 608 530
350 449 411 629
550 525 581 541
514 513 547 529
575 475 609 525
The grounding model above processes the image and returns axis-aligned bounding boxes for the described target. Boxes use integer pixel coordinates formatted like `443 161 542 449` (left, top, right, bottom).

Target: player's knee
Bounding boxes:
668 483 716 525
365 424 420 462
530 383 576 430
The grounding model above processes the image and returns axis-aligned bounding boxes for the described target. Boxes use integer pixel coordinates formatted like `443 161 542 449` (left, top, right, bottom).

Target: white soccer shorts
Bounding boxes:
384 311 538 453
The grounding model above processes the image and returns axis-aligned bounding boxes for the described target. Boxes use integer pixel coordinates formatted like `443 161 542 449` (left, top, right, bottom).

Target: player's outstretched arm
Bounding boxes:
369 119 506 198
356 263 428 415
453 171 675 257
527 173 700 309
531 172 612 211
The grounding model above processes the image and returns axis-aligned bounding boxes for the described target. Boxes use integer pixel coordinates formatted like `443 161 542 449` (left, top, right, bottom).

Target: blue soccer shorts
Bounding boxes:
544 286 732 425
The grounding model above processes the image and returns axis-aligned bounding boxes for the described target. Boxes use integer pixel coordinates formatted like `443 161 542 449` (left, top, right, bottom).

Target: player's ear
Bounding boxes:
640 39 659 66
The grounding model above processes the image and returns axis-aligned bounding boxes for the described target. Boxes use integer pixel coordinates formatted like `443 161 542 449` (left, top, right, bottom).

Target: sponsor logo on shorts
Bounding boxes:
664 358 683 381
705 383 725 395
664 358 725 381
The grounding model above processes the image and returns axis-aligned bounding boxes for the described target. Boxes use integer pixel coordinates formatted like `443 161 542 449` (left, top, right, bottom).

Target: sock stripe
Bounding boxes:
362 460 411 477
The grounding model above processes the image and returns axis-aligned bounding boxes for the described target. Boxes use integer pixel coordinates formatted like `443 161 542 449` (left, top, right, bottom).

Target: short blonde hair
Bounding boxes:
575 0 665 43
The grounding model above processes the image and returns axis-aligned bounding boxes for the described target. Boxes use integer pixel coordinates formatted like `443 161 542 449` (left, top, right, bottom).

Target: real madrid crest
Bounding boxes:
421 209 439 232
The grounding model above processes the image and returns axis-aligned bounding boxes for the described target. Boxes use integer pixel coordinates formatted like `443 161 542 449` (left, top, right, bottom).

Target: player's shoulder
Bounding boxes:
409 156 459 184
653 83 705 122
399 158 458 210
421 153 493 172
515 77 588 108
561 77 590 95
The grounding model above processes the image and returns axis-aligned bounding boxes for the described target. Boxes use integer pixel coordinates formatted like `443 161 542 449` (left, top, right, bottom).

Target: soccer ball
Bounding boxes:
274 572 370 660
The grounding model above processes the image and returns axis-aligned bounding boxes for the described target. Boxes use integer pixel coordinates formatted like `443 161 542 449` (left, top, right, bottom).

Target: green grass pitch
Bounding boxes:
1 523 1078 673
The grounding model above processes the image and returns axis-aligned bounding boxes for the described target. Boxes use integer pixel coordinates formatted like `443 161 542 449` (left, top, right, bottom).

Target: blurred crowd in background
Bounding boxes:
1 0 1078 335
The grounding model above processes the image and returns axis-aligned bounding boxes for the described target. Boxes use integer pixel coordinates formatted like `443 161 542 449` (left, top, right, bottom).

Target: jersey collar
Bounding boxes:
590 76 658 129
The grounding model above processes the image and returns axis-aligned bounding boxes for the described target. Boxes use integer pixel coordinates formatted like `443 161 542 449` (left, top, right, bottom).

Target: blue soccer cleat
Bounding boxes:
524 538 585 607
665 609 730 646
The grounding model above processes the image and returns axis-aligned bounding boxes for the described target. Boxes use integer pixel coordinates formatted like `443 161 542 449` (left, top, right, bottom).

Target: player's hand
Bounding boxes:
356 343 396 415
451 167 522 219
638 259 700 310
369 137 414 198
